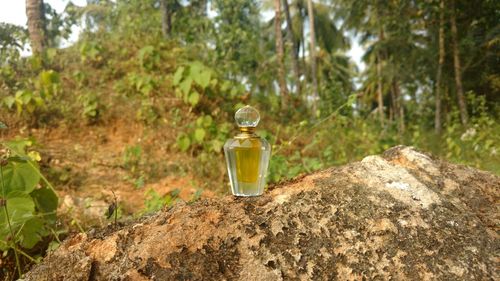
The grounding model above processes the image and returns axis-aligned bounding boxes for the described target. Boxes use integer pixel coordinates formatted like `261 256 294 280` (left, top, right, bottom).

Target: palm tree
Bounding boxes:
160 0 172 38
376 54 384 125
376 24 385 125
274 0 289 108
283 0 301 96
435 0 445 134
306 0 319 113
26 0 46 54
270 0 351 111
450 0 468 126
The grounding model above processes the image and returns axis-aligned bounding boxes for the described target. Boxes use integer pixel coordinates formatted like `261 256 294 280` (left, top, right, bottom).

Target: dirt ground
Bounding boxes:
2 117 216 228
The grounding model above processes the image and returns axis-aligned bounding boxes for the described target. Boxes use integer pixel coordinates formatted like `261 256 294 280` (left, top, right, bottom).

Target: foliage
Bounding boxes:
442 93 500 170
0 138 59 278
1 69 61 122
0 23 27 64
141 188 180 215
79 91 101 123
123 144 142 175
79 41 104 65
138 45 161 71
173 61 213 108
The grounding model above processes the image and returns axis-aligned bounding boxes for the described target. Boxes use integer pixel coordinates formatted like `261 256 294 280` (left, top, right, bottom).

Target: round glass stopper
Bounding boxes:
235 105 260 127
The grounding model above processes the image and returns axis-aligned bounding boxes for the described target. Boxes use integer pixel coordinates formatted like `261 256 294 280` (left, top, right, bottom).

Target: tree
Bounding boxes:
306 0 319 114
376 24 385 126
283 0 301 97
392 79 405 133
376 54 384 125
435 0 445 134
160 0 172 38
212 0 262 89
450 0 468 126
274 0 289 108
26 0 46 54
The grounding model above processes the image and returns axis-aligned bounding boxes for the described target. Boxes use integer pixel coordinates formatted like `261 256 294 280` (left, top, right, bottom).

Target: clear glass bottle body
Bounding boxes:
224 136 271 196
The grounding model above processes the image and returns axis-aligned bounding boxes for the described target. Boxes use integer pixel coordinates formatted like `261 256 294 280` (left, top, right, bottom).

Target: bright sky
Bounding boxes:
0 0 364 70
0 0 86 26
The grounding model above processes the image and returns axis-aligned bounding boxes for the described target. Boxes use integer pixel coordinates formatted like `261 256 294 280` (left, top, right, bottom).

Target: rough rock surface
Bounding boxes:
25 146 499 280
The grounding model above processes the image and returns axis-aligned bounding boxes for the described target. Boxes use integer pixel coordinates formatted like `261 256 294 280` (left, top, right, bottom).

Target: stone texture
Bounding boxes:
25 146 499 280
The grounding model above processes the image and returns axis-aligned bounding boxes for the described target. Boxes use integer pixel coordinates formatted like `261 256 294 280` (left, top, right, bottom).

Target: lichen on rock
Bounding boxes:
25 146 499 280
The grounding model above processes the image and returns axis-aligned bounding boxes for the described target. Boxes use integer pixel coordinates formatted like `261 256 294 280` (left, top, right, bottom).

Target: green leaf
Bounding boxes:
31 186 58 222
45 48 57 62
3 96 15 109
0 122 6 129
138 46 154 65
211 140 223 152
177 135 191 152
188 92 200 107
179 77 192 95
189 62 211 89
1 160 40 194
47 240 60 252
347 94 357 105
0 194 35 242
234 103 245 111
173 66 185 86
194 128 206 143
19 217 45 249
40 70 60 86
202 115 213 127
3 139 32 156
196 116 204 127
220 81 231 92
197 69 211 89
189 61 203 78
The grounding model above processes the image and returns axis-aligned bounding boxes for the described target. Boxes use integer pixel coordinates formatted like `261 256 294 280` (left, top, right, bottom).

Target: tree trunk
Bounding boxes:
306 0 319 114
450 0 468 126
377 27 385 126
298 1 306 84
274 0 289 109
376 56 384 126
375 9 386 126
392 79 405 133
25 146 499 280
26 0 45 55
435 0 445 134
160 0 172 38
283 0 301 97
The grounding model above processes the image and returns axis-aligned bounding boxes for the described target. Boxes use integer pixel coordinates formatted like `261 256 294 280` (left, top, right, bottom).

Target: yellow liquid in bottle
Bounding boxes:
235 138 261 194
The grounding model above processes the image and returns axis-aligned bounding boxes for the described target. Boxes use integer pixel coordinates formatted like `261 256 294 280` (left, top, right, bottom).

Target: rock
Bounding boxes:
25 146 499 280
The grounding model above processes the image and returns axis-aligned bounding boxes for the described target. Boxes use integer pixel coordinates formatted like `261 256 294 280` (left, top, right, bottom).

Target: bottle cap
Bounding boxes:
235 105 260 128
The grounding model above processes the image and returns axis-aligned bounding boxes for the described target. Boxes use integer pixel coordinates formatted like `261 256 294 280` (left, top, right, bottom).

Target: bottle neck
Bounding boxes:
235 127 258 139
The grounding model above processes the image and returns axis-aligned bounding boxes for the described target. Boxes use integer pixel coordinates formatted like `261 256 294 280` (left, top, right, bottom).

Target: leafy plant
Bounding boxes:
0 138 59 277
176 114 230 154
3 90 43 115
123 144 142 174
36 70 60 100
0 23 27 64
141 188 180 215
2 69 60 117
79 92 101 123
173 61 213 107
138 45 160 71
79 41 103 65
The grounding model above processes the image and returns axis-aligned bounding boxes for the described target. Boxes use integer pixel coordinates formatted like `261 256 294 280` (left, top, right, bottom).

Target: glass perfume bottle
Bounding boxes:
224 105 271 196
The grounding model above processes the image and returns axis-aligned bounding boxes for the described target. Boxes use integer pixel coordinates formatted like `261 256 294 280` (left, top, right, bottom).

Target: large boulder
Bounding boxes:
25 146 499 280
